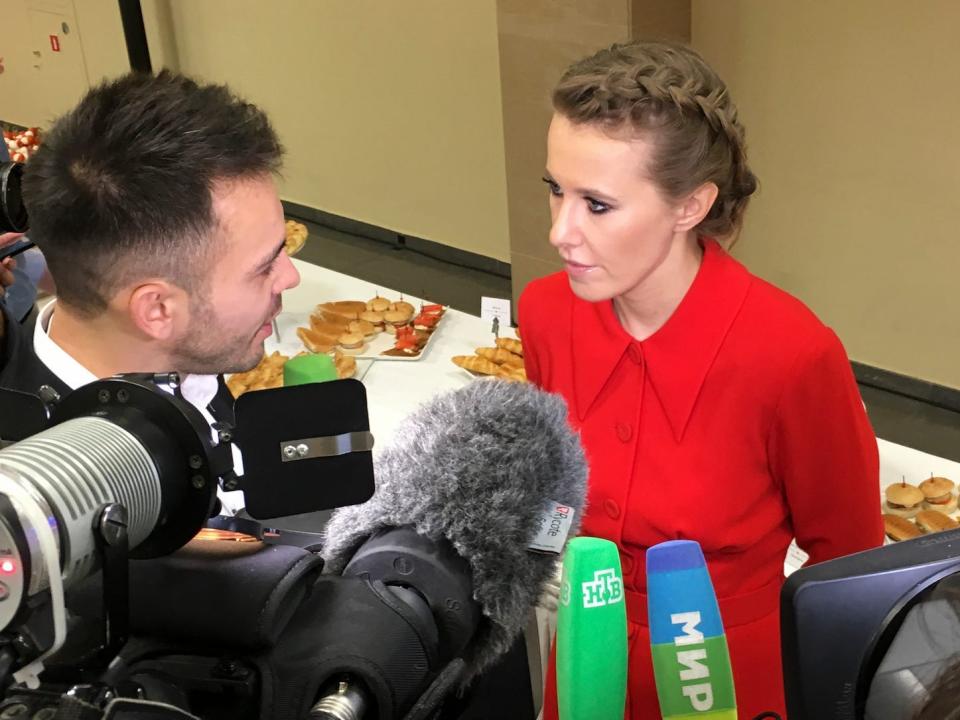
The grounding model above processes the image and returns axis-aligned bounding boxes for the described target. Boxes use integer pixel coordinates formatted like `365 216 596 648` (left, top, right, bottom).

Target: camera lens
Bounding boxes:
0 162 28 234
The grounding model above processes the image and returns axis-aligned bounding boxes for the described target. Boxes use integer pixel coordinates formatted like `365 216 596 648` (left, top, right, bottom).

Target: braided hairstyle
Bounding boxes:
553 41 757 240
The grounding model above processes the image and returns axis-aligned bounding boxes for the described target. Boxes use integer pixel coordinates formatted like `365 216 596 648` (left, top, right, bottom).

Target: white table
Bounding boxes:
282 258 515 450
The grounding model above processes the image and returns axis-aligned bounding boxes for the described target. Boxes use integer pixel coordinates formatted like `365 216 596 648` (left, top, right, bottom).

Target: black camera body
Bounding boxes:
0 378 471 720
0 162 27 234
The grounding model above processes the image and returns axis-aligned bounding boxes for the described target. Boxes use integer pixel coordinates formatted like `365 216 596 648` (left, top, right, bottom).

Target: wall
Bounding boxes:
0 0 128 126
692 0 960 387
1 0 511 263
160 0 511 263
498 0 691 314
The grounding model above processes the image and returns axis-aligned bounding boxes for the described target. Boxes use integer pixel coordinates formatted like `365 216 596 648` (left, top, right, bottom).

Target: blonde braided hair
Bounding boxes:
553 41 757 240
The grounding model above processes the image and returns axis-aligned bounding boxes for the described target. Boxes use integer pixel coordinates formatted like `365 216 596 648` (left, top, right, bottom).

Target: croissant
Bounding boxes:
475 347 524 367
495 337 523 356
496 365 528 382
452 355 500 376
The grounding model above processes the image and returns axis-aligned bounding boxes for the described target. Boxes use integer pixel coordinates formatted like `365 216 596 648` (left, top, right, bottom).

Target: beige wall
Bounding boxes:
499 0 691 310
6 2 960 387
1 0 510 263
160 0 510 263
0 0 128 126
692 0 960 387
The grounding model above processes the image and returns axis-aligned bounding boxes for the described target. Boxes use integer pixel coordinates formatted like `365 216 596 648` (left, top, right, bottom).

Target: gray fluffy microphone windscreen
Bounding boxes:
322 379 587 677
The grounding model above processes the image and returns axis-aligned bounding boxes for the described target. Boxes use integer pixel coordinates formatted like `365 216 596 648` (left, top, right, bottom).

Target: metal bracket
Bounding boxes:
279 431 375 463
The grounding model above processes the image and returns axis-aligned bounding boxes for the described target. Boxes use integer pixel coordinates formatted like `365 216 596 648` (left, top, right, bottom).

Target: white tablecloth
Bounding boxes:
285 258 515 449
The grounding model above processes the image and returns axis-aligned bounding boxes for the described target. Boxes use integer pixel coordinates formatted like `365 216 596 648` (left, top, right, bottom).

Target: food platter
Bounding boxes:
285 296 447 362
881 475 960 544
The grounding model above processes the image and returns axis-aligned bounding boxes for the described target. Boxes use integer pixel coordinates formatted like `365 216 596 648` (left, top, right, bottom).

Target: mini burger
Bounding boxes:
367 295 391 313
382 310 409 335
884 482 924 519
348 319 378 340
359 310 385 331
919 476 957 513
337 332 366 355
391 300 416 317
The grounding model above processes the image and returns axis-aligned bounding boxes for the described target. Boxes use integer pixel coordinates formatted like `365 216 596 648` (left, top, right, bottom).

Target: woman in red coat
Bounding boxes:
519 41 883 719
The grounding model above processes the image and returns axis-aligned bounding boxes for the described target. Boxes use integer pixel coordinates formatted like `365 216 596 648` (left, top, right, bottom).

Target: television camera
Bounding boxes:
0 375 478 720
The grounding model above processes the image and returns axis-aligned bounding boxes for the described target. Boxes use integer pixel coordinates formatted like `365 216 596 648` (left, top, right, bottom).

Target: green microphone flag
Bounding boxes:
557 536 628 720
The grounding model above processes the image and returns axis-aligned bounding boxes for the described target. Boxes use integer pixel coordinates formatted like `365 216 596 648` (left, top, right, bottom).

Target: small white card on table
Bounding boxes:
480 296 512 324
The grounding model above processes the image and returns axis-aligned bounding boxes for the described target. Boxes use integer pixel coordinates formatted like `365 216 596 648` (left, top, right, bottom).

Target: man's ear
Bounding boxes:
674 182 719 233
125 281 187 341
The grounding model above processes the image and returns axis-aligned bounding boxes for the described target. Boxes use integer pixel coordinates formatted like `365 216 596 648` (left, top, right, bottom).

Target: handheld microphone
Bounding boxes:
557 536 627 720
647 540 737 719
322 379 588 680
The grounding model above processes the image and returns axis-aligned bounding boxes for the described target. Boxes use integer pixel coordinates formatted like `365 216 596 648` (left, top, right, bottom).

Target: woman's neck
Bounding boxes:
613 233 704 342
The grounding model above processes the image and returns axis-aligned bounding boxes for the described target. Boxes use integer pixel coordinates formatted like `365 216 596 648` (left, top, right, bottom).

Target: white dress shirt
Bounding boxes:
33 301 245 515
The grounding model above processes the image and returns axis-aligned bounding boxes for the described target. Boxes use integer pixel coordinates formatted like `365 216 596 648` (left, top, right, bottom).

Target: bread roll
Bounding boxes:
915 509 959 534
310 316 350 335
297 326 337 354
316 301 366 322
883 514 922 542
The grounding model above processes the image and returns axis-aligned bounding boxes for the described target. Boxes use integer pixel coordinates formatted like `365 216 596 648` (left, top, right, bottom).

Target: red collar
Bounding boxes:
570 239 753 441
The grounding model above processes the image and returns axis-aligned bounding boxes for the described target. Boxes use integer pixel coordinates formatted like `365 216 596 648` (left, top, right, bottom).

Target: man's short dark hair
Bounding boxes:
23 70 283 315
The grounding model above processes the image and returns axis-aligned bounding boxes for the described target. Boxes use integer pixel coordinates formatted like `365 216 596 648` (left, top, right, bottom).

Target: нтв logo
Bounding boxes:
581 568 623 608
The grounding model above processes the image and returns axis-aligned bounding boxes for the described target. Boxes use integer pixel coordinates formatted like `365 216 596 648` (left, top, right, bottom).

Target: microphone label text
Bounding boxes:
528 500 575 554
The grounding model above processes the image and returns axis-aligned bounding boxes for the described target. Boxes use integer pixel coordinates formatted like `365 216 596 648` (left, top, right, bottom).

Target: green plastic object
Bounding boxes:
283 353 339 386
557 536 628 720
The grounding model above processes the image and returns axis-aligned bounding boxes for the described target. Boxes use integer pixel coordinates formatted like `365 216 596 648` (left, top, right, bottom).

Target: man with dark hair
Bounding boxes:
0 72 300 511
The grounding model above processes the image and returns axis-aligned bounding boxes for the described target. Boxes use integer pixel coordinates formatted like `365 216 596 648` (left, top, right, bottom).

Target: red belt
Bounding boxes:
625 577 782 629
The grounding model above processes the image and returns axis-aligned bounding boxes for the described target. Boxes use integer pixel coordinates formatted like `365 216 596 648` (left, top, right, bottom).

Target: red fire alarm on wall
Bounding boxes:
49 35 60 52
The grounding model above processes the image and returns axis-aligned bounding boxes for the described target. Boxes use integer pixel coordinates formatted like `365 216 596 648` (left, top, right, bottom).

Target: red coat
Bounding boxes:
518 239 883 719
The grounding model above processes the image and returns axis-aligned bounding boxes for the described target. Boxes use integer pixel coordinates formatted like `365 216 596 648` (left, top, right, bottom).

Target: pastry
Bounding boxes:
476 347 524 367
495 337 523 356
452 355 500 376
297 326 337 354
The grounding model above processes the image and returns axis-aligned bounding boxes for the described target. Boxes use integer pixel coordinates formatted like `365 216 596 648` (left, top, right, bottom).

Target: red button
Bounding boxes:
627 345 643 365
603 499 621 519
615 422 632 443
621 553 634 576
